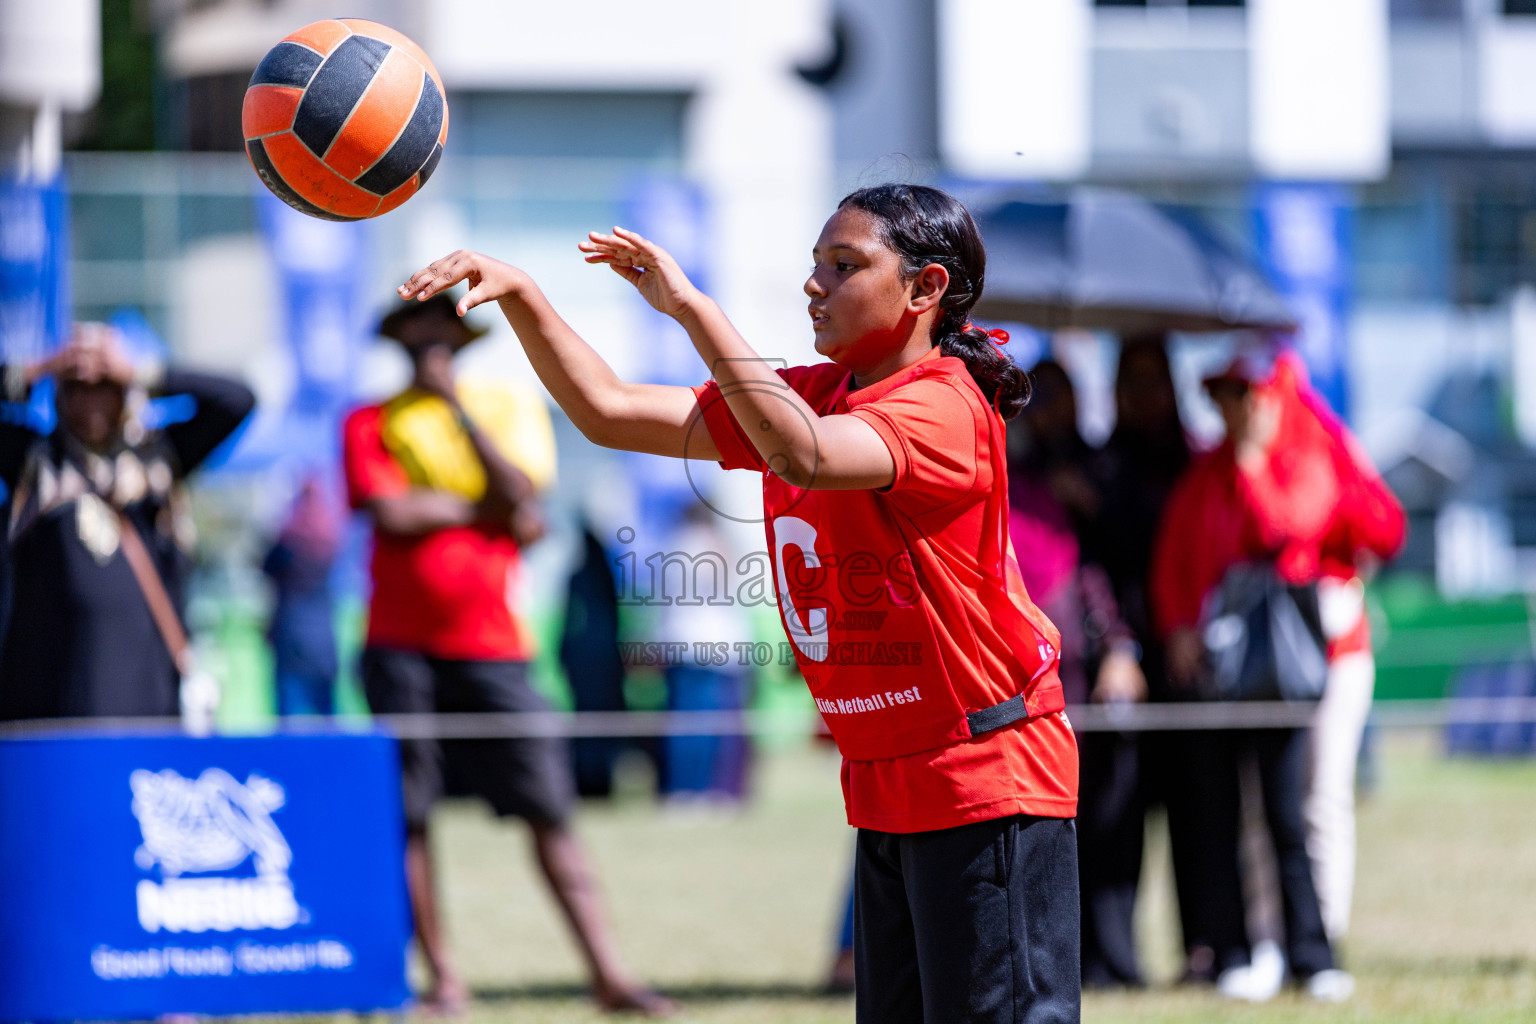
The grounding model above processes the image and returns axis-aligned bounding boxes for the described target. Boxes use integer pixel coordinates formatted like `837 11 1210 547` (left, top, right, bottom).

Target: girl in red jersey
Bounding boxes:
399 184 1081 1023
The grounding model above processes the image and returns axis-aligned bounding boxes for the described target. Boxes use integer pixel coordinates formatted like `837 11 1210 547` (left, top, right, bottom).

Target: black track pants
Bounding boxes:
853 814 1082 1024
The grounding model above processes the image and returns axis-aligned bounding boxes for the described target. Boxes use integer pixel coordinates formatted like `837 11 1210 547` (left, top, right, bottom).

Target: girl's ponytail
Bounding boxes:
934 314 1032 422
838 184 1031 419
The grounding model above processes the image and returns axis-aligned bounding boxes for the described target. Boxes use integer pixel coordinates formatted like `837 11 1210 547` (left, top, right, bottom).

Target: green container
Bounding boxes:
1372 575 1533 701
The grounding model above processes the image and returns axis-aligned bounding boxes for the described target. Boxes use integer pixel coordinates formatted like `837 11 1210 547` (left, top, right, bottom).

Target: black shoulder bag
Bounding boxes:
1200 562 1329 702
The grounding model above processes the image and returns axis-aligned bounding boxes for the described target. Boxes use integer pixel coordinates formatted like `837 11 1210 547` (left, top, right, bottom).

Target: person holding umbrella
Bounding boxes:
1150 348 1353 1002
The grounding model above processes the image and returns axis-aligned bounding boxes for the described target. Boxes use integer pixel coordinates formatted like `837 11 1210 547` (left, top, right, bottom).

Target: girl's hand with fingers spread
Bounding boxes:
579 227 700 319
399 250 526 316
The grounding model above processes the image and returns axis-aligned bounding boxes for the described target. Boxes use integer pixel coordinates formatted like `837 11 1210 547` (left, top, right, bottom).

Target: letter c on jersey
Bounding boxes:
772 516 829 662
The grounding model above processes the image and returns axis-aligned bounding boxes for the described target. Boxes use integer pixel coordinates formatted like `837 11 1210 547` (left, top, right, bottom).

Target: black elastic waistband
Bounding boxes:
967 693 1030 736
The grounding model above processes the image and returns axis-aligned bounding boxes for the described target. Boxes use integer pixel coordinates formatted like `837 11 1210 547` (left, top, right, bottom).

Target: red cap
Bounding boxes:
1202 343 1278 390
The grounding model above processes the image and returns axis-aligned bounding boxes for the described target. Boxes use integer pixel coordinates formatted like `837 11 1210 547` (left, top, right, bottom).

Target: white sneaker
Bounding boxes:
1216 963 1281 1003
1249 940 1286 993
1306 969 1356 1002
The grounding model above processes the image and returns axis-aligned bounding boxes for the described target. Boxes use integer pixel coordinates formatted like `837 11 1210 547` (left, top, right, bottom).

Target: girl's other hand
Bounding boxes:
399 250 524 316
579 227 699 318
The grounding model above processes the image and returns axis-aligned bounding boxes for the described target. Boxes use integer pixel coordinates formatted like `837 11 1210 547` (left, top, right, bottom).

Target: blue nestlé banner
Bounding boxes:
0 731 411 1020
1251 183 1354 420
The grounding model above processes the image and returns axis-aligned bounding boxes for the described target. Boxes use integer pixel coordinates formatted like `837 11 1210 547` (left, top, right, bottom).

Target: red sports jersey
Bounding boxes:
694 348 1078 831
343 404 531 660
1151 359 1344 641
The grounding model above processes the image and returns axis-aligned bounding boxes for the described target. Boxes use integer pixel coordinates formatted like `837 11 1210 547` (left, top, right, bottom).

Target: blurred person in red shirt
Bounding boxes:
1150 347 1354 1001
344 296 670 1016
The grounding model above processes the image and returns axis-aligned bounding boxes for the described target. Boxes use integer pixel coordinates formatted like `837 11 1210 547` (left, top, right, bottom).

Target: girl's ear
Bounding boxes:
907 263 949 316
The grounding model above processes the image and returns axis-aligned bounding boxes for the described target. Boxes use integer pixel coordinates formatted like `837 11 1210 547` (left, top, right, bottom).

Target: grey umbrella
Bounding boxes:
973 189 1296 334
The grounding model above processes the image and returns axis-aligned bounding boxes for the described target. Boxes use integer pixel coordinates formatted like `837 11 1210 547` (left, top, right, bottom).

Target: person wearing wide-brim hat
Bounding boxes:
377 292 491 350
343 296 673 1016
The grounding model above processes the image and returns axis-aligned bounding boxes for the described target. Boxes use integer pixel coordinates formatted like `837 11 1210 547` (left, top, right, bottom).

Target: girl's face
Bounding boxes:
804 207 931 371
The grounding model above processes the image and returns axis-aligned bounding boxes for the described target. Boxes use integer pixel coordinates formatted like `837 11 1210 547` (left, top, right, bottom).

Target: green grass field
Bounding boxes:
361 733 1536 1023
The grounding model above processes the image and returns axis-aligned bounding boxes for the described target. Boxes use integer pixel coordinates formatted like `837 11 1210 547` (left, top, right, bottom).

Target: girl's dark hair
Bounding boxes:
837 183 1031 419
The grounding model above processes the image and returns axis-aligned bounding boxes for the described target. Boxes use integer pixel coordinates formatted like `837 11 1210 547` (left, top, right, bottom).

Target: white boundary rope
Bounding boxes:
2 698 1535 739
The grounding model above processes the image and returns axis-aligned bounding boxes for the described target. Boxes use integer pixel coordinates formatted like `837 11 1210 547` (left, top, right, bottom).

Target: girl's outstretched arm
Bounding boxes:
579 228 897 491
397 251 721 461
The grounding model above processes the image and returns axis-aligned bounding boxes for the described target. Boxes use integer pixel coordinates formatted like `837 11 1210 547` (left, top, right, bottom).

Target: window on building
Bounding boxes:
1505 0 1536 14
450 91 689 162
182 72 251 152
1508 485 1536 550
1355 197 1451 304
1391 0 1465 18
1455 192 1536 305
1094 0 1245 6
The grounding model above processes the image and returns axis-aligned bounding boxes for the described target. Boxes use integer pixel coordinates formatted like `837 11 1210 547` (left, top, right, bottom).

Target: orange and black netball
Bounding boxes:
242 19 448 221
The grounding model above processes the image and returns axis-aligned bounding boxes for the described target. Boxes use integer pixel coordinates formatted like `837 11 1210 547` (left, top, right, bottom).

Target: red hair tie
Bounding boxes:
963 322 1011 348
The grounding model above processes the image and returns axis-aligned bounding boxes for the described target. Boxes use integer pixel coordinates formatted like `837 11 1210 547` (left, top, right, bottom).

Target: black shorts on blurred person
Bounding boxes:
362 649 575 830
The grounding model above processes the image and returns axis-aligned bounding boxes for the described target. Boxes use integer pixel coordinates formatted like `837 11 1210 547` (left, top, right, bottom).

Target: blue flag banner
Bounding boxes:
621 177 713 527
622 176 709 389
259 189 370 417
221 190 371 475
0 731 411 1020
0 173 69 366
1251 183 1354 420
